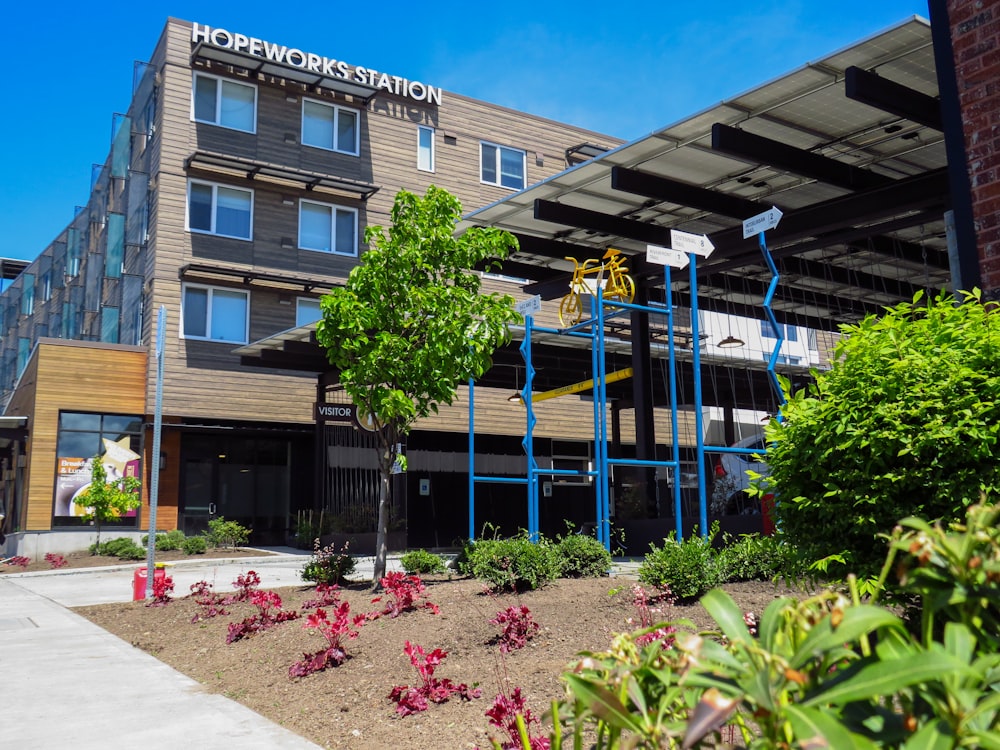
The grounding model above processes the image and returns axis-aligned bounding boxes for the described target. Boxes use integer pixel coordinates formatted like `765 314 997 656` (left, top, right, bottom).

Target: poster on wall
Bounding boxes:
53 436 141 518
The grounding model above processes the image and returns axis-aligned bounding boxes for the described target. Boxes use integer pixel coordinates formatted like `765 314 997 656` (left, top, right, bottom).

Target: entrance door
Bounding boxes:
179 434 302 545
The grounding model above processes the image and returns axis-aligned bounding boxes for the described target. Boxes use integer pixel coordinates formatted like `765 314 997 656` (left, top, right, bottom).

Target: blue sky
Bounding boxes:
0 0 928 263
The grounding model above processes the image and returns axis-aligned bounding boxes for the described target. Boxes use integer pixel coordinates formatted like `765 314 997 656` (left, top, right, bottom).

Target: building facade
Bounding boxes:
0 18 628 554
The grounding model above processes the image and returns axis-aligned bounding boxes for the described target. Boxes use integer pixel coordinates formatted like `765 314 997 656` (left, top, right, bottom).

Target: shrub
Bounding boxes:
637 523 722 600
716 532 803 582
490 605 540 653
288 599 366 678
468 534 561 592
205 517 251 550
142 529 187 551
449 538 475 576
556 533 611 578
766 290 1000 578
388 641 481 716
181 535 207 555
301 540 355 585
369 572 439 619
400 548 447 575
90 537 145 560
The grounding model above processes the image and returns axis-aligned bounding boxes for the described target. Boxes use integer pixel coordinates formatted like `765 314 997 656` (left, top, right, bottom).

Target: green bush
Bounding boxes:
557 533 612 578
468 534 561 592
204 517 251 550
449 538 475 576
716 532 803 582
90 537 145 560
181 535 207 555
765 290 1000 578
141 529 187 551
637 523 722 600
301 541 355 585
400 548 447 575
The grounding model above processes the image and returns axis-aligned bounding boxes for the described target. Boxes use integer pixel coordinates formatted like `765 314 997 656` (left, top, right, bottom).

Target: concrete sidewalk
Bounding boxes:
0 550 400 749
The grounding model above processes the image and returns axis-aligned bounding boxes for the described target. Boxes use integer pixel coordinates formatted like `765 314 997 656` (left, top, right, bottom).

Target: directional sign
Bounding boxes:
742 206 784 238
515 295 542 316
670 229 715 257
646 244 689 269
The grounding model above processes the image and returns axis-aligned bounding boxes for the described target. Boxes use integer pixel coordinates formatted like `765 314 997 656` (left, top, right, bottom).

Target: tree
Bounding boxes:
316 186 520 585
764 289 1000 577
74 455 143 551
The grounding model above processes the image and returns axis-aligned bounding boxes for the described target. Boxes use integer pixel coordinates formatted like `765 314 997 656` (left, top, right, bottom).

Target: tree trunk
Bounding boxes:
371 431 396 589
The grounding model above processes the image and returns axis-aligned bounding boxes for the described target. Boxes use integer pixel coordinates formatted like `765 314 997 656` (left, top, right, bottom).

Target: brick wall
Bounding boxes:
947 0 1000 293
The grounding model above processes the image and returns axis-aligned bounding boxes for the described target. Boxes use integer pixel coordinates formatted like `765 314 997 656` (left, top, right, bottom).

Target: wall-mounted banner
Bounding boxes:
54 437 141 519
192 23 443 105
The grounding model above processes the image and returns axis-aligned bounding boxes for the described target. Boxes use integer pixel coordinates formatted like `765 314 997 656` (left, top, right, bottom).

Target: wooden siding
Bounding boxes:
5 340 147 531
141 18 625 433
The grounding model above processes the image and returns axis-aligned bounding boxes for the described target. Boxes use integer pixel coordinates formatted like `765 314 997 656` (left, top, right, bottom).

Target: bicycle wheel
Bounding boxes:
608 273 636 304
559 292 583 327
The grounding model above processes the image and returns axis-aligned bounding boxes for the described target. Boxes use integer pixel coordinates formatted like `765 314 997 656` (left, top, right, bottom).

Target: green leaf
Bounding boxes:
758 596 794 653
785 704 879 749
803 653 974 706
900 719 954 750
700 588 751 644
562 674 645 734
791 606 904 669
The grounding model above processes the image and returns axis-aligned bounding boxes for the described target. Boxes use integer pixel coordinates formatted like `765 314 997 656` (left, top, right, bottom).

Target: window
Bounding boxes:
187 180 253 240
17 337 31 376
192 72 256 133
762 353 801 366
302 99 359 155
53 411 143 526
760 321 798 342
296 298 322 327
20 274 35 315
182 284 249 343
40 271 52 302
298 200 357 256
417 126 434 172
101 307 120 344
481 141 526 190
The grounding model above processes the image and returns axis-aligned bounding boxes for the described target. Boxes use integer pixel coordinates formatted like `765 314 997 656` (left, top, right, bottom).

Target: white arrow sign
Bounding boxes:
515 295 542 316
670 229 715 257
743 206 783 238
646 244 690 269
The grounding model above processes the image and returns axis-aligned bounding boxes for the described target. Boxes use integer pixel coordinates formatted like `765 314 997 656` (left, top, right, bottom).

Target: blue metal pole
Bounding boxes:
596 289 610 551
689 254 708 538
665 267 684 542
468 377 475 542
520 319 539 540
587 293 603 547
759 232 788 410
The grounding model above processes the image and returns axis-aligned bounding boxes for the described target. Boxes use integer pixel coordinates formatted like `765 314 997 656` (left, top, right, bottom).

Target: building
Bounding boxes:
3 12 987 557
0 18 627 555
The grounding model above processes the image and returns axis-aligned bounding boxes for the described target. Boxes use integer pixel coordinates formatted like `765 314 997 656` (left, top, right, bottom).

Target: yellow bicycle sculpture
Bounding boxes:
558 248 636 326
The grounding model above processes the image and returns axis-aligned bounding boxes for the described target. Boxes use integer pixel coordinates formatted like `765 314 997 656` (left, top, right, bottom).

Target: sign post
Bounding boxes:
144 306 166 599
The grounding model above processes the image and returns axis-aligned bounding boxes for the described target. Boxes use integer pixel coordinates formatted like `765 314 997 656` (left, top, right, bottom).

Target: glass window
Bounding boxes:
481 141 525 190
296 298 322 327
298 200 357 256
100 307 120 344
760 321 798 341
182 284 249 344
21 273 35 315
17 337 31 376
192 73 256 133
418 126 434 172
302 99 359 155
53 411 143 527
40 271 52 301
187 180 253 240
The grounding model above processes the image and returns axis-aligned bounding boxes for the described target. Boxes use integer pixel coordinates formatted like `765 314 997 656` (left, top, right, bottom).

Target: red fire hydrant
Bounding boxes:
133 565 166 601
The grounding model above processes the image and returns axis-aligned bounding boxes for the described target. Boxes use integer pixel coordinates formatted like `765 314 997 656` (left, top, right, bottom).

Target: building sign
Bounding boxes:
192 23 443 106
315 402 356 424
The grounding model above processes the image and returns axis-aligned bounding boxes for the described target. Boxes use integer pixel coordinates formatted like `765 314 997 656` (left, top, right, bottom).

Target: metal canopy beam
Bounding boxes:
701 272 881 320
711 124 893 191
534 199 673 245
844 66 944 131
611 167 766 218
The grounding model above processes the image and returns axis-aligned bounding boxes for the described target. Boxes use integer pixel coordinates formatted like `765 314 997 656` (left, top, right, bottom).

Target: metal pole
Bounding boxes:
665 266 683 542
689 255 708 538
468 377 475 542
144 306 166 599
